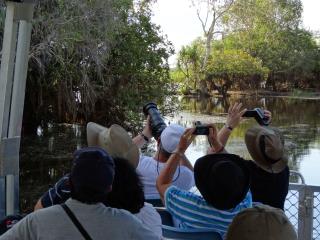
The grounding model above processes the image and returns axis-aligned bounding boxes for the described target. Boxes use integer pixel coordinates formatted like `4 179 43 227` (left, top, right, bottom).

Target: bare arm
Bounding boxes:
132 116 152 148
218 102 246 146
179 154 194 171
156 128 195 202
207 124 226 153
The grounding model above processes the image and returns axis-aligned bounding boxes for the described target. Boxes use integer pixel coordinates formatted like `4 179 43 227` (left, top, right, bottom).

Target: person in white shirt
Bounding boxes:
133 122 195 200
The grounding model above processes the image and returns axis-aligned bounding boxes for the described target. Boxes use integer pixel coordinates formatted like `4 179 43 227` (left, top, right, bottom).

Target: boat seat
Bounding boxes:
156 207 222 240
162 225 222 240
145 198 164 207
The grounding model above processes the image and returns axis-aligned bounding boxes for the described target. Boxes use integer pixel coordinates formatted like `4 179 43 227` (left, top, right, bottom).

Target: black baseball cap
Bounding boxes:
70 147 115 196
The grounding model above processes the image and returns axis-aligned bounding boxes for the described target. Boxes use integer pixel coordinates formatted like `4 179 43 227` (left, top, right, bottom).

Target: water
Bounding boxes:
19 95 320 212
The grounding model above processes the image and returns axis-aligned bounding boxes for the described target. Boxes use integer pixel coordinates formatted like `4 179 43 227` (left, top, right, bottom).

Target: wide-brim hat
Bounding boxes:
194 153 250 210
245 126 288 173
86 122 139 168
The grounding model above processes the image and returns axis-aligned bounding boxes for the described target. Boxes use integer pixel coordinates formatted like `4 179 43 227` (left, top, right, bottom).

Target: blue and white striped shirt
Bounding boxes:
165 186 252 238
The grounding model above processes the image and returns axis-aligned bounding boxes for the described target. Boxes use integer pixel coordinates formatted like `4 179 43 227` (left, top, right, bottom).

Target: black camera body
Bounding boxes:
243 108 269 126
194 121 210 135
143 102 167 139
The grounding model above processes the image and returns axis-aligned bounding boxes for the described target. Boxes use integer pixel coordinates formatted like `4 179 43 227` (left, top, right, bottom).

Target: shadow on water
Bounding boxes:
19 95 320 213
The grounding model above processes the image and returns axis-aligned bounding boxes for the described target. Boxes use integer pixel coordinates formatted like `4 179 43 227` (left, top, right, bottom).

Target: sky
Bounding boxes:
151 0 320 65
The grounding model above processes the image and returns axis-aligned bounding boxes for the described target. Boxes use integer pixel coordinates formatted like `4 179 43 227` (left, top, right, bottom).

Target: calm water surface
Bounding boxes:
20 95 320 212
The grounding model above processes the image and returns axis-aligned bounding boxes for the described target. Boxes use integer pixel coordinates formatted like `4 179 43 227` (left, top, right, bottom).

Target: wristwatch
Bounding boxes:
140 133 149 142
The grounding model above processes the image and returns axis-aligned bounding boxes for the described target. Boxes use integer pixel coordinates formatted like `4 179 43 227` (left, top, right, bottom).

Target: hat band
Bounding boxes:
259 135 281 165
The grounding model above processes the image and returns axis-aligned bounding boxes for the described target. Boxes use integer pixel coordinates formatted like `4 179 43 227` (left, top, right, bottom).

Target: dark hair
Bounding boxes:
105 157 145 213
159 143 171 159
70 181 109 204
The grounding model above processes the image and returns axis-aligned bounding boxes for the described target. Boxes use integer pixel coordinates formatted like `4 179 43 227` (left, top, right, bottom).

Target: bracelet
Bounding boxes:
140 133 149 142
172 151 185 158
225 124 233 131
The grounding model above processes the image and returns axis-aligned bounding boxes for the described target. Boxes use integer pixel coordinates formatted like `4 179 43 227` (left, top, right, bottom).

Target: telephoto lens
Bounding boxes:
143 102 167 139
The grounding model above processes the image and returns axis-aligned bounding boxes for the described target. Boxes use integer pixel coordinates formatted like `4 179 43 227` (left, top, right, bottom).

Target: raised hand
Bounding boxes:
226 102 247 129
142 115 152 139
207 124 224 153
175 128 196 153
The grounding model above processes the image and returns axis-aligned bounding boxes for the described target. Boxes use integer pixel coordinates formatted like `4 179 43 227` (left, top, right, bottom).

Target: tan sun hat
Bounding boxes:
86 122 139 168
245 126 288 173
226 204 297 240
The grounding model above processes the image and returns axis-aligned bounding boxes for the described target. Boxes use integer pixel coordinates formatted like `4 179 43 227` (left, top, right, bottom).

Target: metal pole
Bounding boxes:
0 3 19 138
0 1 34 216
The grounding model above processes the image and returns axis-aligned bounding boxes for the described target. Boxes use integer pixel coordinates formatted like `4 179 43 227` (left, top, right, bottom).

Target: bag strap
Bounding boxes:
61 203 93 240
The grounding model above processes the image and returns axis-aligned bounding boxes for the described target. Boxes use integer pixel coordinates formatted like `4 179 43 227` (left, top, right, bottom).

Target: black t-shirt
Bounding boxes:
246 160 289 210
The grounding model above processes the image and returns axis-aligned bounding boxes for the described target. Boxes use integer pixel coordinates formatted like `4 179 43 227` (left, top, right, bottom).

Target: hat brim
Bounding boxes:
245 126 288 173
86 122 139 168
87 122 106 146
194 153 250 210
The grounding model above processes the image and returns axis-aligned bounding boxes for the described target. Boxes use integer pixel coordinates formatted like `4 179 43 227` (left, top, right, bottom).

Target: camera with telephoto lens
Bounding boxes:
143 102 167 139
193 121 210 135
242 108 270 126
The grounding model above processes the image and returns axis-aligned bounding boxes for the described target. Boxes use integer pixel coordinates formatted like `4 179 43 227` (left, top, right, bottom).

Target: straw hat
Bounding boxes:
86 122 139 168
226 204 297 240
245 126 288 173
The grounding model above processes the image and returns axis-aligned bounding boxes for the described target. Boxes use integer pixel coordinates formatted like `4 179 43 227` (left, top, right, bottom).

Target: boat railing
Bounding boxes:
286 171 320 240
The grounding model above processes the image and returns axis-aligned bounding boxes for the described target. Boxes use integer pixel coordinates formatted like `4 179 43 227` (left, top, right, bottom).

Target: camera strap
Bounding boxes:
61 203 93 240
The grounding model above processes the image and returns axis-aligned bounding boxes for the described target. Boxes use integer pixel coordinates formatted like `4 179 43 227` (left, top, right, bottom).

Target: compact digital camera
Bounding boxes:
242 108 270 126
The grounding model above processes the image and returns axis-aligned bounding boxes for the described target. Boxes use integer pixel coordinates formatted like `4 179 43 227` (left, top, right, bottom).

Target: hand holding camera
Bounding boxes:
175 128 196 154
242 108 271 126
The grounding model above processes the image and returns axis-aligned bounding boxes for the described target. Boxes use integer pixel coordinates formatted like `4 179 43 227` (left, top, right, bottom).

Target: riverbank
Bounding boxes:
183 90 320 100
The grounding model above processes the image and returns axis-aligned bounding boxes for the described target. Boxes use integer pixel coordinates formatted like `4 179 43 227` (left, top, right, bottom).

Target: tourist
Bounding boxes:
1 147 158 240
245 126 289 210
133 122 195 201
156 125 252 238
212 106 287 209
226 204 297 240
34 123 162 237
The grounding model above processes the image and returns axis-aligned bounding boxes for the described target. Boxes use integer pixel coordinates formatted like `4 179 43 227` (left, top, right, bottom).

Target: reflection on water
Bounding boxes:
173 96 320 185
20 124 86 212
20 95 320 213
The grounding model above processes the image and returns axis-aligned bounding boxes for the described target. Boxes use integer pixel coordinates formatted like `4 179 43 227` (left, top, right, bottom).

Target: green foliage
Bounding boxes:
205 49 269 95
0 0 174 132
207 49 268 78
174 0 320 94
174 39 204 90
225 0 319 90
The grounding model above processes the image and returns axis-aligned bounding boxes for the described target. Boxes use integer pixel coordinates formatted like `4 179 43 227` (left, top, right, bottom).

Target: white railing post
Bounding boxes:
0 0 34 217
297 186 314 240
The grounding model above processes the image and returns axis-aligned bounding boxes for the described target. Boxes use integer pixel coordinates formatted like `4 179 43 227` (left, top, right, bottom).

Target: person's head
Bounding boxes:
105 157 145 213
158 124 185 160
86 122 145 212
194 153 250 210
70 147 115 204
245 126 287 173
87 122 139 168
226 204 297 240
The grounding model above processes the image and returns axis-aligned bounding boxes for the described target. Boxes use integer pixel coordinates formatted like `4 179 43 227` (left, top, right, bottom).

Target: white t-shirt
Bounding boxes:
134 202 162 238
136 155 195 199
